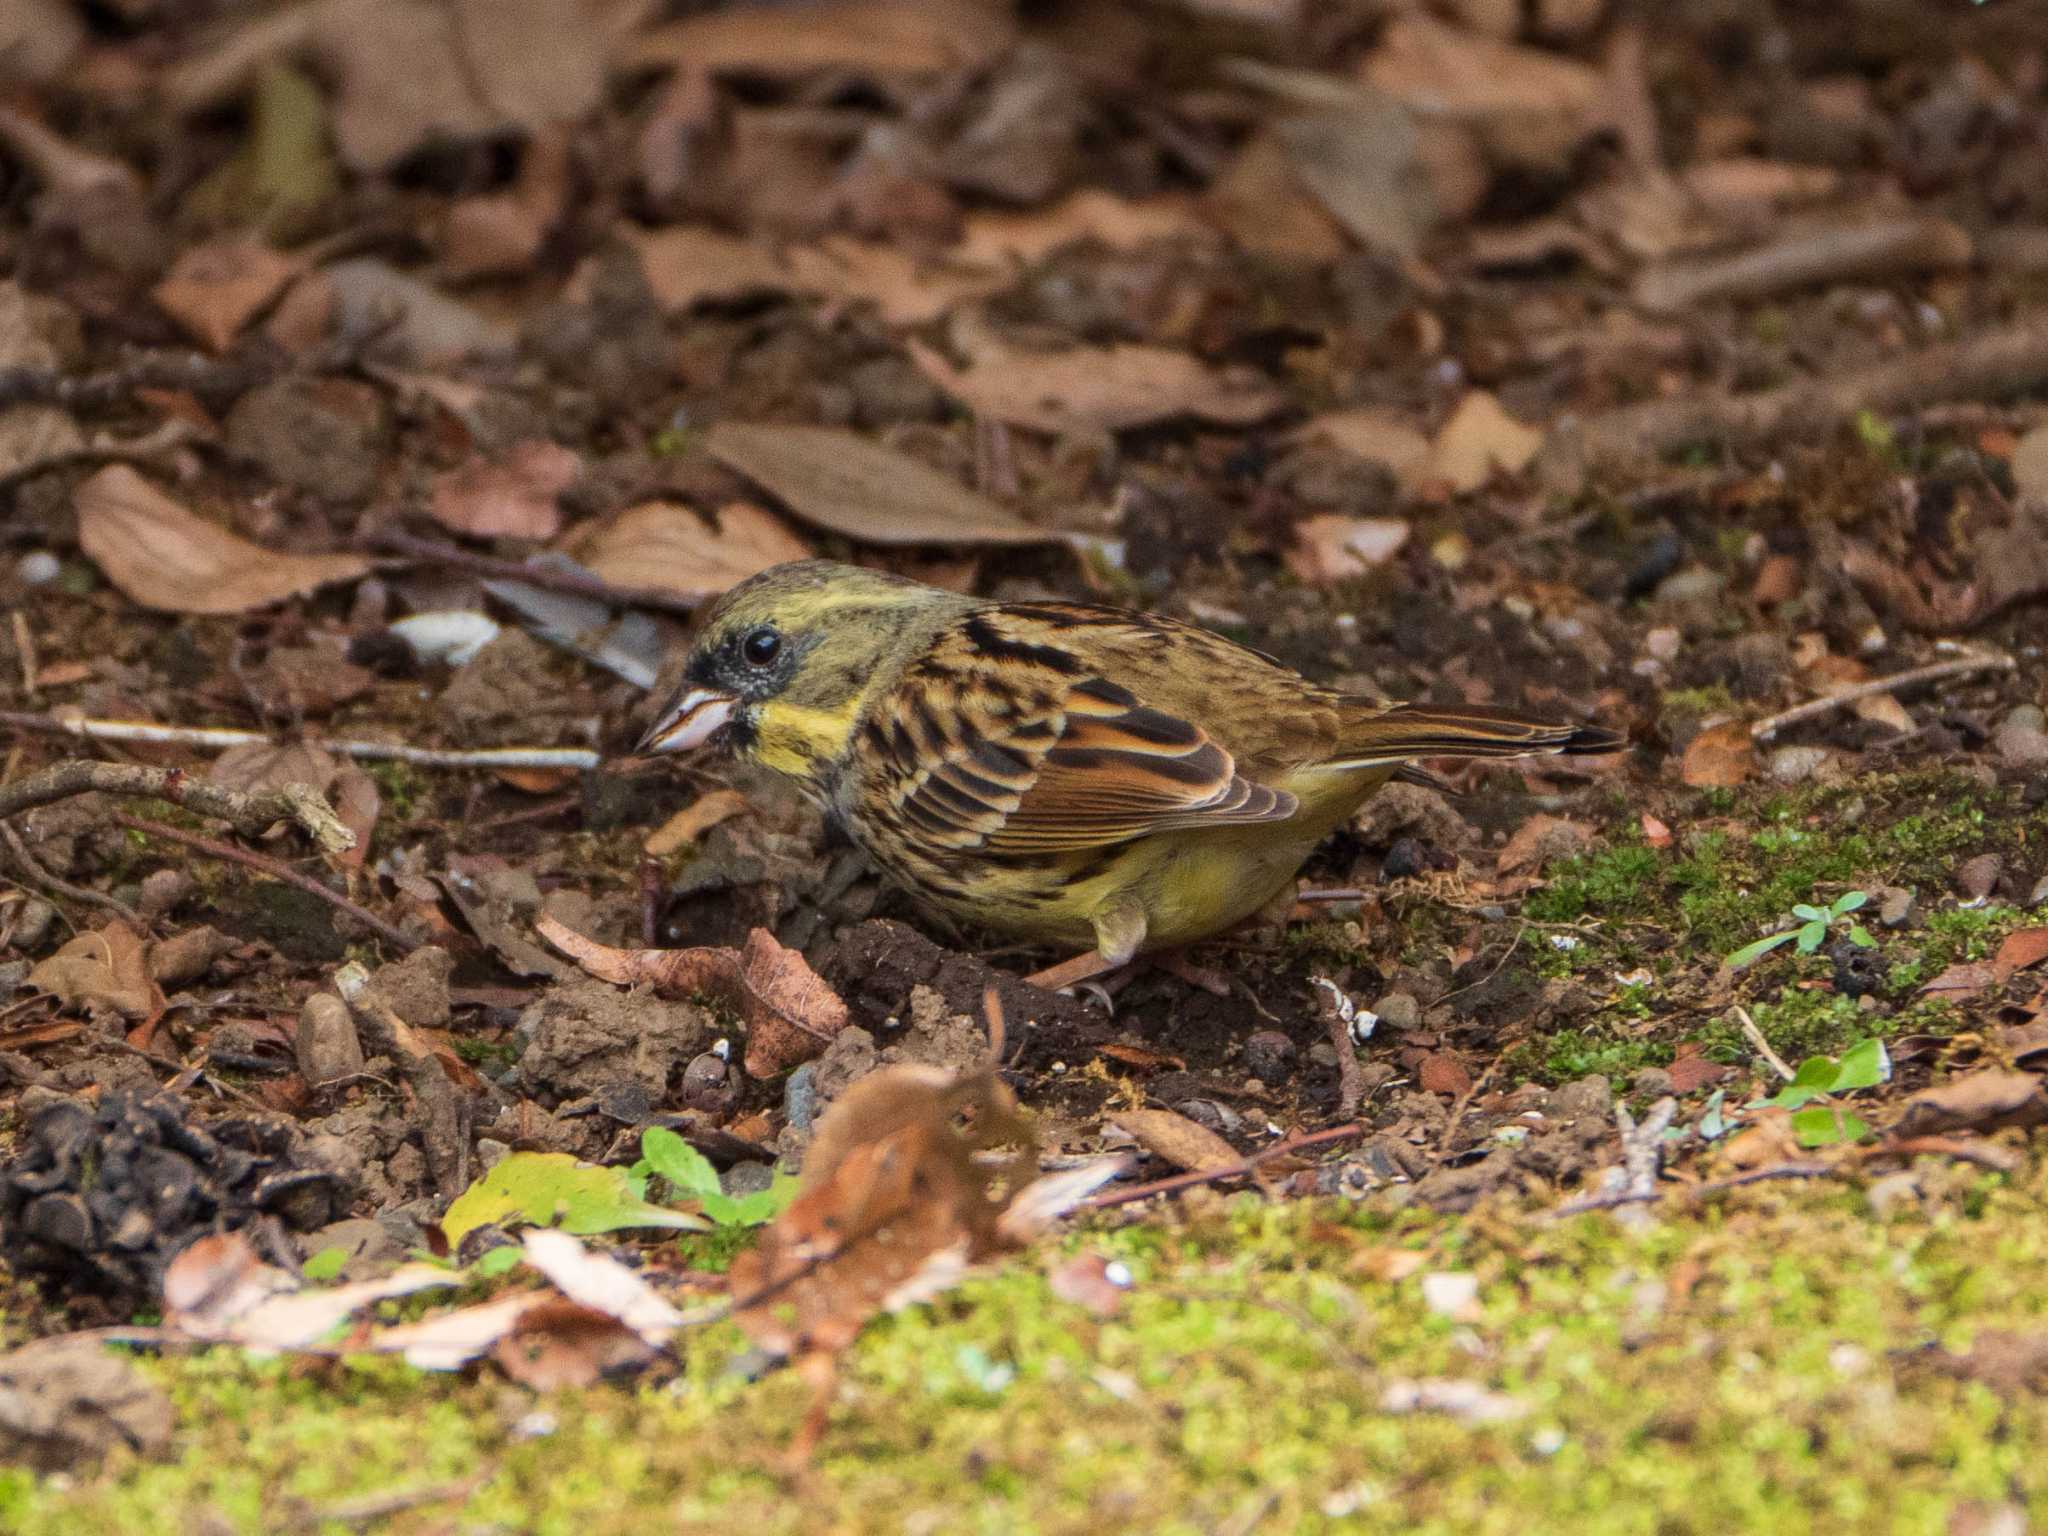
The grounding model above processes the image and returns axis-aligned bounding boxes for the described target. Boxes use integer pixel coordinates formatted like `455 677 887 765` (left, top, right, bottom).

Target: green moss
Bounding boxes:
364 760 429 821
13 1173 2048 1533
1524 843 1661 924
1659 685 1738 716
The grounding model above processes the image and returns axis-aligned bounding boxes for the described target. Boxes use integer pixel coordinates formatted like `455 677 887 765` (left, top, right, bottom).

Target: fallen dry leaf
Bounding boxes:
2014 425 2048 505
1363 13 1605 172
627 0 1012 79
536 915 851 1078
442 126 570 280
1893 1071 2048 1137
1993 928 2048 984
909 334 1286 436
429 439 581 540
1293 410 1434 494
1106 1108 1239 1174
783 237 1008 327
151 234 299 353
1922 962 1997 1000
331 768 379 871
957 189 1210 268
206 740 339 799
704 422 1052 545
1640 812 1673 848
27 922 163 1022
163 1230 457 1350
1427 390 1544 493
1679 720 1756 788
566 500 811 600
622 226 791 311
168 0 606 175
1285 515 1412 584
729 1058 1119 1409
74 465 369 615
643 789 750 857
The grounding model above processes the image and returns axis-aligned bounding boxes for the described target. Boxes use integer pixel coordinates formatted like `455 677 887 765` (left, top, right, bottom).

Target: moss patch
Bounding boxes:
9 1169 2048 1533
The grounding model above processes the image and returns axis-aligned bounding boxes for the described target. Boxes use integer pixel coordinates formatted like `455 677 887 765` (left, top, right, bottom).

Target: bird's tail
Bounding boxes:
1329 703 1625 768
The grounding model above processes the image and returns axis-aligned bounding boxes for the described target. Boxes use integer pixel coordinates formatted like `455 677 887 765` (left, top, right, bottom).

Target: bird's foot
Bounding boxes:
1021 948 1232 1001
1148 951 1233 997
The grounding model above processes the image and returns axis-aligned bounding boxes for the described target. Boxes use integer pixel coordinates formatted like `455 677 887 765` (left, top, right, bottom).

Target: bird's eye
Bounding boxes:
741 626 782 667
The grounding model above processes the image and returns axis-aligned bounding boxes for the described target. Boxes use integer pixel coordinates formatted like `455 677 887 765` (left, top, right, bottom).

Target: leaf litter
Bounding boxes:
12 0 2048 1513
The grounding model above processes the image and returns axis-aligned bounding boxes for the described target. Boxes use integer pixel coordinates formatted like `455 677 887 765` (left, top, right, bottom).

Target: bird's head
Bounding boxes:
636 559 958 780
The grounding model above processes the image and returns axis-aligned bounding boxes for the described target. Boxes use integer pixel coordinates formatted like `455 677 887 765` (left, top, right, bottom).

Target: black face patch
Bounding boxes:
692 623 821 703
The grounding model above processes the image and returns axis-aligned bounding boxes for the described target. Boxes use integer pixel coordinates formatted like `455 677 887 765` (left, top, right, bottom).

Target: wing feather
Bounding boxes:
863 611 1299 854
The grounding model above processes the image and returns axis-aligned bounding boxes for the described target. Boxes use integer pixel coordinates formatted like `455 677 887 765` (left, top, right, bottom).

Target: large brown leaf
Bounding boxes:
74 466 368 615
704 422 1053 545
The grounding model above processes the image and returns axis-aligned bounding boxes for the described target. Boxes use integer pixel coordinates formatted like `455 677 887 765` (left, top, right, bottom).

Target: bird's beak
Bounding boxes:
637 687 737 755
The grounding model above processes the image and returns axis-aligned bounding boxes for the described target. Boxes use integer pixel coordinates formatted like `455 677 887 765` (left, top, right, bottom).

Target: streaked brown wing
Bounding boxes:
865 613 1298 855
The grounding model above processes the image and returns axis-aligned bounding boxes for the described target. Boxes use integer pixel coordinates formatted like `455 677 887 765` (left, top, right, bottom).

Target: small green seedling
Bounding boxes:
632 1126 796 1229
1753 1038 1890 1147
1726 890 1875 972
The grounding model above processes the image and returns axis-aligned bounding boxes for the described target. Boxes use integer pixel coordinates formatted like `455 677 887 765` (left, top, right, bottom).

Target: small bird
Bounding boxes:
640 561 1622 990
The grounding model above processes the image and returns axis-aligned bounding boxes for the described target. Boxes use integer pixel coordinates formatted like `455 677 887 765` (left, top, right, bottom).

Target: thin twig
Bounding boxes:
0 759 354 853
1748 652 2017 742
1556 1158 1836 1216
1432 1059 1500 1168
0 820 140 923
1536 311 2048 486
374 532 706 617
112 814 418 955
1082 1121 1368 1210
0 713 598 771
1734 1004 1796 1082
1309 978 1368 1119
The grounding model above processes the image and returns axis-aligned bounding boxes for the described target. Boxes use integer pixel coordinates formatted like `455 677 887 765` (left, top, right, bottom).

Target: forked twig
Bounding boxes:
1748 651 2016 742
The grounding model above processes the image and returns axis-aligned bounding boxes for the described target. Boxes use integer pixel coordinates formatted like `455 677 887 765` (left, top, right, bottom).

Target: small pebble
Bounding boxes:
296 993 365 1089
1994 717 2048 768
1421 1271 1480 1318
1242 1030 1296 1085
1877 886 1918 928
475 1137 511 1172
1955 852 2003 901
782 1063 819 1132
721 1160 775 1197
1630 1067 1674 1098
1767 744 1829 784
2032 874 2048 907
16 551 60 586
1652 566 1725 605
1373 993 1422 1031
1644 626 1682 662
9 897 56 950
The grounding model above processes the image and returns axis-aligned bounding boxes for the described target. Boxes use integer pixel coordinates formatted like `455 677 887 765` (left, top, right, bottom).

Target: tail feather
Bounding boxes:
1331 704 1625 767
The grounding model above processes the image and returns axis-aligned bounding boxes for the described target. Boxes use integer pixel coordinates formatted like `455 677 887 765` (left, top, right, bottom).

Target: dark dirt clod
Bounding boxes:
820 920 1104 1069
0 1093 350 1310
507 976 720 1111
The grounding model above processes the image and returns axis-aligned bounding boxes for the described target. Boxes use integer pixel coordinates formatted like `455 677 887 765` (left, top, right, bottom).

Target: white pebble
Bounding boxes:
16 551 60 586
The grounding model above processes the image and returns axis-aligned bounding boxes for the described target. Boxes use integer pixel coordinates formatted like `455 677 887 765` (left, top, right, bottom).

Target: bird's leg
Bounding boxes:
1022 897 1147 992
1148 950 1233 997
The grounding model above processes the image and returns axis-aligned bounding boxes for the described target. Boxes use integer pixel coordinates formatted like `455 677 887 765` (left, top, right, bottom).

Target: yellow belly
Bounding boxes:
900 762 1394 954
